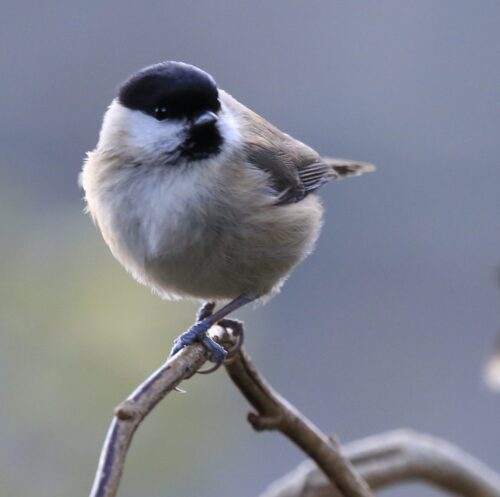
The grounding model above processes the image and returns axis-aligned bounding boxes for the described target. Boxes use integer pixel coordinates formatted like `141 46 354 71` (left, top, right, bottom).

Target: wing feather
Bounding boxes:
219 91 372 205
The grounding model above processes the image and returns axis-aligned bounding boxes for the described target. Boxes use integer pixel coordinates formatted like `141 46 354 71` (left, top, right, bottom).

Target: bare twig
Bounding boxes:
90 323 372 497
89 326 232 497
224 349 373 497
90 324 500 497
259 430 500 497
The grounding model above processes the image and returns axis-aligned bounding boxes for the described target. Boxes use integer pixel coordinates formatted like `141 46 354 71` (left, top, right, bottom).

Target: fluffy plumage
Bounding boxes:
80 62 374 303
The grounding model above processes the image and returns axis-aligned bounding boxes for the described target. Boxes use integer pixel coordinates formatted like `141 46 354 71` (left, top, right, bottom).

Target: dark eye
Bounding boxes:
154 107 169 121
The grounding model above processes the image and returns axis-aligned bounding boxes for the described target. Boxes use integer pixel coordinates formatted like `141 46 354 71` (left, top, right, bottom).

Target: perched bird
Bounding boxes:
80 61 374 363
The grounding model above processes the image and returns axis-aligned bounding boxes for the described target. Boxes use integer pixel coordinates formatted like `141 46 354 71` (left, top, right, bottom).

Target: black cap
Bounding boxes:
118 61 220 120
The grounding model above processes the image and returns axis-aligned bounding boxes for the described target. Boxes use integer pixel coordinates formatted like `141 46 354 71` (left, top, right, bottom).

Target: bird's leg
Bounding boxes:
169 294 256 363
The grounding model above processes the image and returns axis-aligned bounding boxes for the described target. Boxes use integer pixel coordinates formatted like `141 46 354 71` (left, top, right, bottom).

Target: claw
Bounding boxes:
197 318 245 374
196 361 223 375
169 296 253 371
168 309 228 365
196 337 227 375
201 335 227 363
218 318 244 358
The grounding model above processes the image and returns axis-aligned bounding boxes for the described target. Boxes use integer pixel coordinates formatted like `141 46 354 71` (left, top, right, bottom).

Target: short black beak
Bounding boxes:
192 111 218 127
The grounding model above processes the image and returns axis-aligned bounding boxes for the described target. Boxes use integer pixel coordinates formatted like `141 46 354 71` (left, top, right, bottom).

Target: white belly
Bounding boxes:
83 155 323 301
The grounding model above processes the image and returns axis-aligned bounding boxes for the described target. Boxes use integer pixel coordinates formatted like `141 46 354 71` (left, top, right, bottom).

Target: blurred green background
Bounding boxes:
1 2 499 497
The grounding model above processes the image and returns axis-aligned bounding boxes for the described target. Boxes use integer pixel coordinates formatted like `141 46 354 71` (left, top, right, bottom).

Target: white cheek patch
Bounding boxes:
126 110 185 155
217 100 241 154
98 98 241 165
98 99 185 157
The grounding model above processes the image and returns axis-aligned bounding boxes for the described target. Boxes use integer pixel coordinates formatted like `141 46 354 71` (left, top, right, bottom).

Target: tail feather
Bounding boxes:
322 157 376 179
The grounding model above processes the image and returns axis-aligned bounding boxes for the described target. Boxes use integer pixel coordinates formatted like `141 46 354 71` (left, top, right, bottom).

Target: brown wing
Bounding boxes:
220 90 336 204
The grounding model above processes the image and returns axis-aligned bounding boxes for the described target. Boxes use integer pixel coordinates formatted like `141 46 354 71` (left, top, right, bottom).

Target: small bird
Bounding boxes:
80 61 374 363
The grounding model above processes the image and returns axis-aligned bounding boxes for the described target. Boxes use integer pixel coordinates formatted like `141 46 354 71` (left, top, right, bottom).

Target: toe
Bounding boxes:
201 336 227 363
196 302 216 321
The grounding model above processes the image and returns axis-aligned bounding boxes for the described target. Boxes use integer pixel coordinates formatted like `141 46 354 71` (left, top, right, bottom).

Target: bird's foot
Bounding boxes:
218 318 245 358
197 318 245 375
169 297 250 371
168 304 227 364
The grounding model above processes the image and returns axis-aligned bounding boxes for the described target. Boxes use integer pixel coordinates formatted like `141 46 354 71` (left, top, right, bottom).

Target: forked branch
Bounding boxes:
89 325 371 497
224 349 372 497
89 324 500 497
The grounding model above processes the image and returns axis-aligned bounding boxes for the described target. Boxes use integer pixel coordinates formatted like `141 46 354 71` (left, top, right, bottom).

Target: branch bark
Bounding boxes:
89 333 217 497
89 325 372 497
259 430 500 497
89 323 500 497
224 349 373 497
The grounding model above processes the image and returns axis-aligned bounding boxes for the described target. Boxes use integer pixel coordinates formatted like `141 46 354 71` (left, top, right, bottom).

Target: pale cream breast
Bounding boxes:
83 147 323 301
81 96 324 301
143 156 324 300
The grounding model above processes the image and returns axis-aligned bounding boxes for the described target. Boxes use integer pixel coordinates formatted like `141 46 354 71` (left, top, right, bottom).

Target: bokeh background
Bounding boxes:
1 1 499 496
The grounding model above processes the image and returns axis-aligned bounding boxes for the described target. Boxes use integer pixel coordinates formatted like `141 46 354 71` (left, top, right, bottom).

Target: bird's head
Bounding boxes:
98 61 237 165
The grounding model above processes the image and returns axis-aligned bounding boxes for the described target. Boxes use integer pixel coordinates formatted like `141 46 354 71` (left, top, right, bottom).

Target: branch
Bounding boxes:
259 430 500 497
224 349 373 497
89 323 372 497
89 318 500 497
89 326 232 497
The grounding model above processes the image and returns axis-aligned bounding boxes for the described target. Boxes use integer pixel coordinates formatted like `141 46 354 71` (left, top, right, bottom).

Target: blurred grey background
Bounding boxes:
1 1 499 496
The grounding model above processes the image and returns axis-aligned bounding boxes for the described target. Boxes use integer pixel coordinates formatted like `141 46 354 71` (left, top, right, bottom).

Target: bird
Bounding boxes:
80 61 375 364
